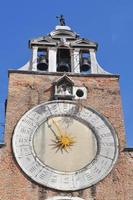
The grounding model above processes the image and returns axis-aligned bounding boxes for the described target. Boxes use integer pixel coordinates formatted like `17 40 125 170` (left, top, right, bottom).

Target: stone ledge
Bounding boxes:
8 69 120 78
0 143 6 148
124 148 133 152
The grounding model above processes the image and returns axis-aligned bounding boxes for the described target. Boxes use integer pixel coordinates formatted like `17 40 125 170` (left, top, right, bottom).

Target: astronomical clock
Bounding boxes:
0 16 132 200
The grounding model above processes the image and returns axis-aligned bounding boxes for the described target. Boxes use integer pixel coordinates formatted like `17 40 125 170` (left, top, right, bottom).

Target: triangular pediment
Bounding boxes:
70 38 97 48
53 74 74 86
29 36 57 47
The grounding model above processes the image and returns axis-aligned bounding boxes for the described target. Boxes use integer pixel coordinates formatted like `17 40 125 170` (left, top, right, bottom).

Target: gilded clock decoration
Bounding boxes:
51 133 75 152
47 117 75 152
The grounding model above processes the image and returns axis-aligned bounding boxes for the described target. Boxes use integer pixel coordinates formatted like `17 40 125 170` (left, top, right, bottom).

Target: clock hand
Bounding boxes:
51 118 62 136
46 120 59 140
46 104 76 152
49 118 76 152
49 117 71 137
46 106 63 136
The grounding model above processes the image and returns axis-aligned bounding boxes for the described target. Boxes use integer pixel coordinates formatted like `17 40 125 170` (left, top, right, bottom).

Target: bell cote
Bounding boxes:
19 22 110 74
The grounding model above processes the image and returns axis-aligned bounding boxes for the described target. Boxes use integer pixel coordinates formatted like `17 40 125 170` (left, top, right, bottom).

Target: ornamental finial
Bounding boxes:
56 15 66 26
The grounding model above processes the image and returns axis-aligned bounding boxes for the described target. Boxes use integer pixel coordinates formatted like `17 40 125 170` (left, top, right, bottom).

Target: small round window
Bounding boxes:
76 89 84 98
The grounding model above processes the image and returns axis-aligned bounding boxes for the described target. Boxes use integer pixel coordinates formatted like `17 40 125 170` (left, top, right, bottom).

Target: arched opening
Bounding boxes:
57 47 71 72
37 48 48 71
80 51 91 74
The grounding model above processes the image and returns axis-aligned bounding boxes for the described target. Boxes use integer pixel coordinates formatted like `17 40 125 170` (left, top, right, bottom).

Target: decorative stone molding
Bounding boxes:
17 24 112 75
46 197 84 200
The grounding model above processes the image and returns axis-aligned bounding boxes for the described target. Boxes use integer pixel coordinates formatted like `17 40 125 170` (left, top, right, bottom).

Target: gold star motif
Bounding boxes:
51 133 75 153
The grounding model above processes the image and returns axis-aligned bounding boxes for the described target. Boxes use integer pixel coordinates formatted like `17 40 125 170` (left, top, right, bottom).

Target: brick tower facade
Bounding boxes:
0 20 133 200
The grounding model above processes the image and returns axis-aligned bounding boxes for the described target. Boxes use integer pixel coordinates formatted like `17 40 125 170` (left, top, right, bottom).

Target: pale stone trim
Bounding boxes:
48 47 57 72
55 25 71 31
18 61 30 70
73 86 87 99
73 49 80 73
31 46 38 71
89 49 111 74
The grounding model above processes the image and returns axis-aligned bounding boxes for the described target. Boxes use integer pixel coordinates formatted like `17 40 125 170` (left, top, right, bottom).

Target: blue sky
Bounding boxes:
0 0 133 146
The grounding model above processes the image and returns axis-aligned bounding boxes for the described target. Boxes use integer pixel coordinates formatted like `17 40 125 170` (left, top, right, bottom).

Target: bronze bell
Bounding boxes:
80 58 91 73
37 56 48 71
57 61 71 72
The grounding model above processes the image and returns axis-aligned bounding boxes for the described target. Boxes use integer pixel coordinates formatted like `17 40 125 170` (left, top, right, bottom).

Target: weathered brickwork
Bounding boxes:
0 72 132 200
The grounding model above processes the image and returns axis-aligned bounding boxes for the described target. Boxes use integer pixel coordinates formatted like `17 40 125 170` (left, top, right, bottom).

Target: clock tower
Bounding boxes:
0 18 133 200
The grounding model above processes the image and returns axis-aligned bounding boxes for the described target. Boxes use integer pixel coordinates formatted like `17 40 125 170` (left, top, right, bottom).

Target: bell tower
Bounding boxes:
21 19 109 75
0 17 133 200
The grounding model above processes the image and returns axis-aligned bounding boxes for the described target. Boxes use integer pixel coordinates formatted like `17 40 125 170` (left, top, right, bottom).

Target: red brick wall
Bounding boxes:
0 72 132 200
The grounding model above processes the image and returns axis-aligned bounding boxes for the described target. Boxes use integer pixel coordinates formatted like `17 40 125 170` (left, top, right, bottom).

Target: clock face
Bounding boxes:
33 116 97 172
12 100 119 191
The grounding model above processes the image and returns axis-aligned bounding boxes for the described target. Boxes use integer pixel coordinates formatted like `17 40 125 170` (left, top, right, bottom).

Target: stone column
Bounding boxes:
31 47 38 71
71 49 74 72
89 49 98 73
48 47 57 72
72 49 80 73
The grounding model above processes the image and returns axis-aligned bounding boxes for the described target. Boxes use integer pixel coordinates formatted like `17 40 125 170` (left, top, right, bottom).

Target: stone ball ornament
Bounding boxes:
12 100 119 191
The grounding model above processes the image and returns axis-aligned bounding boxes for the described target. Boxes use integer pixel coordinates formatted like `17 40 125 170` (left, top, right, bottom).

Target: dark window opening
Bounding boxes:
80 51 91 74
76 89 84 97
57 48 71 72
37 49 48 71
